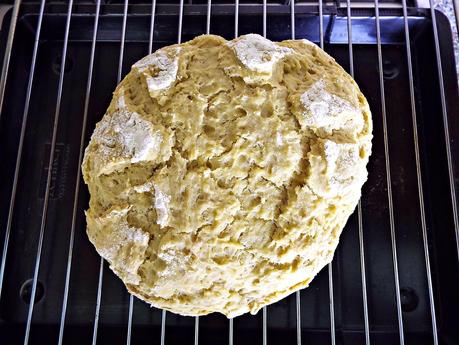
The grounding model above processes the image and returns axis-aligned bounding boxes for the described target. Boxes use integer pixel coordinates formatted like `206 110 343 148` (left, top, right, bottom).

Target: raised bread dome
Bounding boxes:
82 34 372 318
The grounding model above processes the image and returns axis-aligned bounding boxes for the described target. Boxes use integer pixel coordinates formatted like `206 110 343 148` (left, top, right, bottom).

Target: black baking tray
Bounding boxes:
0 2 458 345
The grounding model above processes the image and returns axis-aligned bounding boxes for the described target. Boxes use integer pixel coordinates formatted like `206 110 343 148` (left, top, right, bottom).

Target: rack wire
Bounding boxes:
373 0 404 343
0 0 458 344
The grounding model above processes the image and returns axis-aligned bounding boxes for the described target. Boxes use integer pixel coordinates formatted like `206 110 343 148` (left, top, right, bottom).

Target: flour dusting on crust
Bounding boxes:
133 181 154 193
86 207 149 285
154 186 171 228
300 79 364 137
88 108 163 175
307 139 366 198
227 34 293 73
133 47 181 93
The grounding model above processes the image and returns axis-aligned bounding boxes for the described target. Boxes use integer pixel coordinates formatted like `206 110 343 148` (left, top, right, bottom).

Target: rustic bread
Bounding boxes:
82 34 372 318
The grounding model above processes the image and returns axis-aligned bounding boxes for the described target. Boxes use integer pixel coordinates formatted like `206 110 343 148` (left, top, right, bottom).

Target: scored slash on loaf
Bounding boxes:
82 33 372 318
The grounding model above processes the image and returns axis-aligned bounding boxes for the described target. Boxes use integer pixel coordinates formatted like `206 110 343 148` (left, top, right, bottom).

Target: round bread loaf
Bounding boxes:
82 34 372 318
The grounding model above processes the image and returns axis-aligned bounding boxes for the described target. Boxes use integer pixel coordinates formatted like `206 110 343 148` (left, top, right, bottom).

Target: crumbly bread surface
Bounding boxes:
82 34 372 318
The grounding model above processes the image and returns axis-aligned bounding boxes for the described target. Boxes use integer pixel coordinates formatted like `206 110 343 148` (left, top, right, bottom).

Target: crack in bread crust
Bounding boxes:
82 34 372 318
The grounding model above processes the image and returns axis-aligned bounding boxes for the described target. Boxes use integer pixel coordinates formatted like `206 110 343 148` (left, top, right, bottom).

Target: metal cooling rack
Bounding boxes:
0 0 458 344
